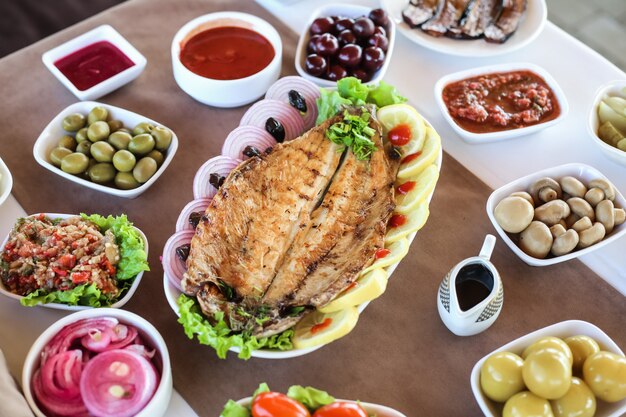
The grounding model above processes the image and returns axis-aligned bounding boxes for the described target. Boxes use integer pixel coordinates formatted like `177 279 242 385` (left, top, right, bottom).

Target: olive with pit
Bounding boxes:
75 128 89 143
146 149 164 166
90 141 116 163
107 119 123 132
151 126 172 151
133 122 155 136
87 121 111 142
112 150 136 172
62 113 86 132
61 153 89 174
129 134 155 156
58 135 77 151
88 163 116 184
87 106 109 125
133 157 157 183
49 147 72 167
108 131 132 150
115 172 140 190
76 141 92 156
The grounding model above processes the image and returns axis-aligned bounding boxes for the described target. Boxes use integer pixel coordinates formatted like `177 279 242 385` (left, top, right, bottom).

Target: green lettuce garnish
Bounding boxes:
177 294 293 360
220 400 250 417
287 385 336 410
20 283 115 307
326 110 377 160
316 88 353 125
253 383 270 399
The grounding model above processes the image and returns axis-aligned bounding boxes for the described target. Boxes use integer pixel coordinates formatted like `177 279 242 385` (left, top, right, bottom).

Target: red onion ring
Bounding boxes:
176 198 211 232
265 75 320 130
125 344 156 359
222 126 277 160
162 230 195 291
81 328 113 352
192 156 241 199
43 318 118 364
41 350 83 400
106 324 138 350
33 369 88 416
239 99 305 141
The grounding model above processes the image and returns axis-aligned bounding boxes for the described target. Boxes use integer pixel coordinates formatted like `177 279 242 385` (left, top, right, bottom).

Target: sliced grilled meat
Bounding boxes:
447 0 501 39
421 0 473 37
402 0 442 28
484 0 526 43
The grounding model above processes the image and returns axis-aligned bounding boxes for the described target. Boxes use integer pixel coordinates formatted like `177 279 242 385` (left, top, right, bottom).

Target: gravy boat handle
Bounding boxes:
479 234 496 261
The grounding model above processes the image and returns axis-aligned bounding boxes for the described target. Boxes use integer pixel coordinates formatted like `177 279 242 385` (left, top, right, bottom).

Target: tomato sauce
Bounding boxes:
401 151 421 164
388 124 412 146
442 70 560 134
54 41 134 91
180 26 275 80
396 181 416 195
311 318 333 334
389 214 407 228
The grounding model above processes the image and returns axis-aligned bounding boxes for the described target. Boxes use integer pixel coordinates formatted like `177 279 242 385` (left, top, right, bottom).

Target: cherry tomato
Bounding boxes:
252 392 310 417
312 402 368 417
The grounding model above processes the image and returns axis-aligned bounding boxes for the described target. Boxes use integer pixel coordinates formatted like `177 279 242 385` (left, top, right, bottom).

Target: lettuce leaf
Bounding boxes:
337 77 369 105
253 383 270 399
20 283 114 307
220 400 250 417
316 88 352 125
287 385 335 410
366 81 407 108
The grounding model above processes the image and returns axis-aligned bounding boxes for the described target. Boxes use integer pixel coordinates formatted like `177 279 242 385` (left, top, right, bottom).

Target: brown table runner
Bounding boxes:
0 0 624 415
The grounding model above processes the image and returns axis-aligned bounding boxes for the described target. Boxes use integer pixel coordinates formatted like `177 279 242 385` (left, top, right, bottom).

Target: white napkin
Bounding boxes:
0 350 34 417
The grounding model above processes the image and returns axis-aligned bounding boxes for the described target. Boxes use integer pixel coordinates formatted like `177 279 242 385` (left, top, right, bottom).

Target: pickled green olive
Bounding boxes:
88 163 116 184
133 157 157 183
151 126 172 151
76 141 92 156
115 172 140 190
58 135 77 151
108 131 132 150
133 122 155 136
61 153 89 174
117 127 132 134
87 121 110 142
76 128 89 143
50 147 72 167
62 113 86 132
146 150 164 166
90 141 116 163
129 134 155 156
87 106 109 125
112 150 136 172
107 119 123 132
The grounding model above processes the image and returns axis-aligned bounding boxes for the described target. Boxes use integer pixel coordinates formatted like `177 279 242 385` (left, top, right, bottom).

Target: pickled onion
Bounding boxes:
222 125 276 160
162 230 195 291
192 156 240 199
239 99 305 141
265 75 320 130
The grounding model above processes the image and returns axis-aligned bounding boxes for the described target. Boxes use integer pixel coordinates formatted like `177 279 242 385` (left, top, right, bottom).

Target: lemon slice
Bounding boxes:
385 203 429 244
377 104 426 154
360 238 409 275
395 164 439 215
318 269 388 313
293 307 359 349
398 126 441 180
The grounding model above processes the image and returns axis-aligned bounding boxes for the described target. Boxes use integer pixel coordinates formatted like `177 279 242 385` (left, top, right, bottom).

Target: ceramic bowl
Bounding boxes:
0 213 148 310
171 12 282 108
470 320 626 417
22 308 172 417
486 163 626 266
587 80 626 167
42 25 147 101
434 62 568 144
294 3 396 87
33 101 178 199
0 155 12 207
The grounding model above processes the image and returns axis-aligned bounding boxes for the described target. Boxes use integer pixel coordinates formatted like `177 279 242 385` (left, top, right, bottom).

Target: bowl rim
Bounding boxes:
0 155 13 207
228 397 407 417
587 79 626 161
32 100 178 199
434 62 569 144
0 212 148 310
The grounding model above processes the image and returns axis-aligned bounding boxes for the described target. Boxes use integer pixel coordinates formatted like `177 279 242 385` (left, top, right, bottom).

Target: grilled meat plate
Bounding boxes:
182 109 401 337
484 0 526 43
421 0 472 37
447 0 501 39
402 0 441 28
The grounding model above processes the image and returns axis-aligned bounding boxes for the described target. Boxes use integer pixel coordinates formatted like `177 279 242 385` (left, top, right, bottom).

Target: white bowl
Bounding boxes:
22 308 172 417
0 213 148 310
33 101 178 199
171 12 282 108
470 320 626 417
434 62 568 144
0 155 13 207
294 4 396 87
486 163 626 266
587 80 626 167
42 25 147 101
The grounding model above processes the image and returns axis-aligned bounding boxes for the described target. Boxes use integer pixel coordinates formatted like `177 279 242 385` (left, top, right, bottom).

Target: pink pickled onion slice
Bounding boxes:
80 349 158 417
42 318 118 364
41 350 83 400
81 328 113 352
222 125 277 160
239 99 305 141
125 344 156 359
265 75 320 130
162 230 195 291
192 156 240 199
33 369 88 416
176 198 211 232
106 324 138 350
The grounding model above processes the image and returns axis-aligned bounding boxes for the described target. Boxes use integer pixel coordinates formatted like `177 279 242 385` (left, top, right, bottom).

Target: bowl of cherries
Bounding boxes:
295 4 395 87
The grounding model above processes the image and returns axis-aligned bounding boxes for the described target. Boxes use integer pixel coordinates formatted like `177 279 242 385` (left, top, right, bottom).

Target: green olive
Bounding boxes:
49 147 72 167
112 150 136 172
58 135 77 151
564 335 600 374
62 113 86 132
151 126 173 151
133 122 155 136
76 128 89 143
146 150 164 166
551 377 596 417
133 157 157 183
87 106 109 125
117 127 132 134
107 119 123 132
115 172 140 190
61 153 89 174
88 163 116 184
90 141 116 163
87 121 110 142
108 131 132 150
76 141 92 156
503 391 553 417
129 133 155 156
480 351 525 402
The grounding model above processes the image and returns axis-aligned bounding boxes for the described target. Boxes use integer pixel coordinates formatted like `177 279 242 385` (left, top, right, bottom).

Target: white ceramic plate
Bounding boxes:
33 101 178 199
0 213 148 311
486 163 626 266
294 4 396 87
434 62 568 144
587 80 626 167
381 0 547 57
470 320 626 417
0 155 13 207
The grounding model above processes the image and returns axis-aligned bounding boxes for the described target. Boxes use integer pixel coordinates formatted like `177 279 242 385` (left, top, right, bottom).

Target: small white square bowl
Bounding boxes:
486 163 626 266
434 62 569 144
470 320 626 417
587 80 626 167
0 155 12 207
42 25 147 101
33 101 178 199
295 4 396 87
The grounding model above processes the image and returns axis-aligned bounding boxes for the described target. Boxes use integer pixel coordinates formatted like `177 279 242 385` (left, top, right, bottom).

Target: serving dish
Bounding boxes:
588 80 626 167
0 155 12 207
42 25 146 101
33 101 178 199
22 308 172 417
171 12 282 108
0 213 148 311
381 0 546 57
486 163 626 266
434 62 568 144
227 397 407 417
470 320 626 417
294 4 396 87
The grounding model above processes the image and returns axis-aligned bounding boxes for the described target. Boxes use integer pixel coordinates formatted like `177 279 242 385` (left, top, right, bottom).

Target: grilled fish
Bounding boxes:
447 0 501 39
421 0 472 37
484 0 526 43
402 0 441 28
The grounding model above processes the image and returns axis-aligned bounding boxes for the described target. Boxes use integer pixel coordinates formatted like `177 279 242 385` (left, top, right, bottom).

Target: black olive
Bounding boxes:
209 173 225 189
265 117 285 142
288 90 308 113
265 146 273 154
176 244 190 262
188 212 202 229
242 145 261 158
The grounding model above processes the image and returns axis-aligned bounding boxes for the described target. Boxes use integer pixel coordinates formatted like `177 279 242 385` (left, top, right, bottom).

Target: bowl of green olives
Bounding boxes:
33 102 178 198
